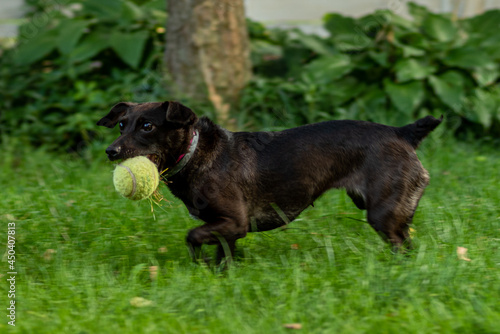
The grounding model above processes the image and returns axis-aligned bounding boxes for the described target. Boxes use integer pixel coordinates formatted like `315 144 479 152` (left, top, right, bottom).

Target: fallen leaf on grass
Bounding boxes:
149 266 158 280
43 249 56 261
291 244 300 250
158 247 168 253
409 227 416 239
457 246 471 261
283 323 302 330
61 227 70 241
130 297 154 307
5 214 16 221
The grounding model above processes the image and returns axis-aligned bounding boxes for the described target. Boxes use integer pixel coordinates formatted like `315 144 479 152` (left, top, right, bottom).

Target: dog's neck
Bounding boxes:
164 130 199 178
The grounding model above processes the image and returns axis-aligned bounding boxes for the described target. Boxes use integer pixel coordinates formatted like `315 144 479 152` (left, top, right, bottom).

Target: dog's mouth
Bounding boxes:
116 153 166 175
147 154 162 169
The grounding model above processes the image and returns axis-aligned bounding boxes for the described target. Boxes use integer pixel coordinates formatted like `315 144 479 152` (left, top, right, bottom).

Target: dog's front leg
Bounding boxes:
186 218 247 265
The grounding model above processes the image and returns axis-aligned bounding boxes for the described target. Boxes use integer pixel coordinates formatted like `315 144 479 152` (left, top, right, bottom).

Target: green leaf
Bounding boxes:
15 29 58 65
291 29 334 56
57 20 90 55
82 0 123 20
368 51 389 67
462 11 500 60
122 1 145 24
422 13 456 42
304 55 353 83
478 37 500 61
328 77 366 106
110 31 149 69
408 2 430 25
356 87 387 114
443 47 492 69
384 79 425 114
468 89 497 128
323 13 371 51
463 9 500 38
140 0 167 12
123 1 144 21
399 44 426 57
396 32 430 50
69 31 109 63
428 71 465 110
473 64 499 87
250 40 282 66
377 9 415 30
324 13 355 35
394 58 436 82
357 12 390 36
494 86 500 122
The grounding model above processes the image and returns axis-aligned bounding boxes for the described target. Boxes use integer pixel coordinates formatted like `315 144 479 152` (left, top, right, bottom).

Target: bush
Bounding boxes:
242 2 500 137
1 1 499 152
0 0 167 151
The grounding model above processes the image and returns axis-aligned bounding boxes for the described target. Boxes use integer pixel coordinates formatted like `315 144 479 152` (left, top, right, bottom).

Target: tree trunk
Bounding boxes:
165 0 252 124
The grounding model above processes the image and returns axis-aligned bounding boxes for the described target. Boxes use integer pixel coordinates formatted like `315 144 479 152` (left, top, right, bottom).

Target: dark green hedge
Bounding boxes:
243 2 500 137
0 0 167 151
1 1 499 152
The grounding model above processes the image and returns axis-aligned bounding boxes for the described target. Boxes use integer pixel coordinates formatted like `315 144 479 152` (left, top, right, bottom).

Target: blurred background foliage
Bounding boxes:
0 1 499 152
0 0 167 151
245 2 500 136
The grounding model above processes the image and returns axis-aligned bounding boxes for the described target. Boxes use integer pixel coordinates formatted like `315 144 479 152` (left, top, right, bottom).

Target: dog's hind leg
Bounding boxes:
366 170 429 252
367 206 413 251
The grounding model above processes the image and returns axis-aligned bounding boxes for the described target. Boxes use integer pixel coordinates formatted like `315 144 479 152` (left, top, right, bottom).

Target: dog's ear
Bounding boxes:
162 101 197 126
97 102 135 128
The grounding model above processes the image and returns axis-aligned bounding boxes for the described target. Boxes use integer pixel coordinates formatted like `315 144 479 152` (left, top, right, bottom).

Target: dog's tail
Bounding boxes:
397 115 443 149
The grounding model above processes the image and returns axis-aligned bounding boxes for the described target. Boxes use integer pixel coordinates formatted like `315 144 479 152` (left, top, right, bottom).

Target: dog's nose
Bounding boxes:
105 146 121 160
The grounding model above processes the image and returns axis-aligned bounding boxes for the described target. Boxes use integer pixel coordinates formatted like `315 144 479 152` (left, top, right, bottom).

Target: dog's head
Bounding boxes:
97 101 198 173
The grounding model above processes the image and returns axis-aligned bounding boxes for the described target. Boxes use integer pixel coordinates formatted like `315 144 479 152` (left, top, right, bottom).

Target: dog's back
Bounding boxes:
237 117 442 235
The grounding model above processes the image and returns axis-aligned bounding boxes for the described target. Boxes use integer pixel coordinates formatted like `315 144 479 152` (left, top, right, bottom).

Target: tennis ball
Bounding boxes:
113 156 159 200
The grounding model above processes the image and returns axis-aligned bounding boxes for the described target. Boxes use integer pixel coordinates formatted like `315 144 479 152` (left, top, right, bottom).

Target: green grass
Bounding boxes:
1 134 499 334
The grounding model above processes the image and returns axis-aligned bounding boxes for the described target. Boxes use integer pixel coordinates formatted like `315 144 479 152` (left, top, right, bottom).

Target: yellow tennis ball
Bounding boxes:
113 156 159 200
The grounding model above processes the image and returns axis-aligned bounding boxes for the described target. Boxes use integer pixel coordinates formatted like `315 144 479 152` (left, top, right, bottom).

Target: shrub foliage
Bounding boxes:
244 3 500 135
1 1 499 151
0 0 167 151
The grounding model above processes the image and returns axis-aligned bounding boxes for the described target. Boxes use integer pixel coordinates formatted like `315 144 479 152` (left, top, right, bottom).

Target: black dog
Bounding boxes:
98 101 442 263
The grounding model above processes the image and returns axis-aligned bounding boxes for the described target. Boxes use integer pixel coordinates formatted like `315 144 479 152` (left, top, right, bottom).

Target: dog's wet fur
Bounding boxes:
98 101 442 263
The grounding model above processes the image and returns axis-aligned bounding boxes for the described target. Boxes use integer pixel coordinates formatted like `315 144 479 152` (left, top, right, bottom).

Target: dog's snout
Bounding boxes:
105 146 121 160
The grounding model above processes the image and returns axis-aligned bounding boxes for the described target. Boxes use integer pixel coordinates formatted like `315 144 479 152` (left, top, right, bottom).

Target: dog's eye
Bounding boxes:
142 122 153 132
119 122 124 131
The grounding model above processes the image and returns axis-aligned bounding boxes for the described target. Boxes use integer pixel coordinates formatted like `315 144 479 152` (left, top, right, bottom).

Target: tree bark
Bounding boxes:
165 0 252 124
